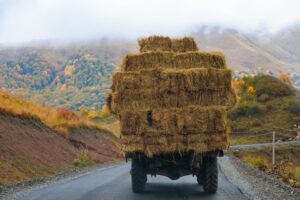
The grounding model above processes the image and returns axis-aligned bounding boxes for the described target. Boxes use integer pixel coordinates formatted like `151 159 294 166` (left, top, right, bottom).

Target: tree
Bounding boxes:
87 110 97 119
279 73 292 86
64 65 75 76
98 105 110 117
232 79 245 94
79 107 88 117
247 86 256 95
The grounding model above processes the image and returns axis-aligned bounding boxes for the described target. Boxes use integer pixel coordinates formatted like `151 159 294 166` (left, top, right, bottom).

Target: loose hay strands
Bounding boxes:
111 68 232 93
139 36 198 53
121 51 226 72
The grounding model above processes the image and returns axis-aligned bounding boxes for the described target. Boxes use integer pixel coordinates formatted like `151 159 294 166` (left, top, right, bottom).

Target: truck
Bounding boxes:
106 36 236 194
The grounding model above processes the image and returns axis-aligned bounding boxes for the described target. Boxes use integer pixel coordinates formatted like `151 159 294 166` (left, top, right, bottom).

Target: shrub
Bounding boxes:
242 92 256 101
244 75 292 97
258 94 270 102
244 156 269 171
230 101 266 118
56 108 79 120
283 98 300 115
72 150 95 168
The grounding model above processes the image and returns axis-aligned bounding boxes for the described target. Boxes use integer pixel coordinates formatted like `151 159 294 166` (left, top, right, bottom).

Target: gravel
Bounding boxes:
219 155 300 200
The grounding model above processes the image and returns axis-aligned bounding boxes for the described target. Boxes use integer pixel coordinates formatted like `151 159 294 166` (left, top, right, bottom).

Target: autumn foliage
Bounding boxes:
56 108 80 120
0 91 111 137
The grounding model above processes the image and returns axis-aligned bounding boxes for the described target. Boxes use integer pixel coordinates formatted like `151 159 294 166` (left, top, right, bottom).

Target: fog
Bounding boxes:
0 0 300 43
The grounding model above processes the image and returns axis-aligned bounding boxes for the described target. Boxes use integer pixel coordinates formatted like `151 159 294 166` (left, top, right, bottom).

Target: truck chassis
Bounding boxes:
126 150 223 193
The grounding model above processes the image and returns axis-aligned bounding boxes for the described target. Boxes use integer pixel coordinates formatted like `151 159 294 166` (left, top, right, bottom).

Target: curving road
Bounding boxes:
8 162 247 200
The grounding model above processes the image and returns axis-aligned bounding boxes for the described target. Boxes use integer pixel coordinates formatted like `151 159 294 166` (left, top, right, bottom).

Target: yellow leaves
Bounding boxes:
247 86 256 94
232 79 245 93
64 65 75 76
279 73 292 86
98 105 110 117
87 110 97 119
79 107 89 117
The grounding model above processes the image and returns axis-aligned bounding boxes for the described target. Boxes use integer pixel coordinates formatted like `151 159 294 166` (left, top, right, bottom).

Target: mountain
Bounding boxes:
0 26 300 110
192 26 300 73
0 40 136 110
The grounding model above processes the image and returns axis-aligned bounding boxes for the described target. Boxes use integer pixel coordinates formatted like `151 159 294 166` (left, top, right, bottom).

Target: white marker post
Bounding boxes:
272 131 275 170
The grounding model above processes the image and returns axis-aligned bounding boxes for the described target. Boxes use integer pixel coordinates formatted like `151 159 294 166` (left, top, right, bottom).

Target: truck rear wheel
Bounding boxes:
197 171 204 185
131 158 146 193
203 157 218 193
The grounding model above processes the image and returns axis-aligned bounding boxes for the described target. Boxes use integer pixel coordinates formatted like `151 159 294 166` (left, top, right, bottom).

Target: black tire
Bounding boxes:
131 158 146 193
203 157 218 193
197 170 204 185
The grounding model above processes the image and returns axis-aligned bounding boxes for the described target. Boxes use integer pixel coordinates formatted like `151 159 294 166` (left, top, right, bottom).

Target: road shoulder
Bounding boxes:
219 155 300 200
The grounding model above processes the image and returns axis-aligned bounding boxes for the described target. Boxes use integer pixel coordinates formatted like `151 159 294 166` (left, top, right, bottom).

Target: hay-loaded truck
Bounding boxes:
106 36 237 193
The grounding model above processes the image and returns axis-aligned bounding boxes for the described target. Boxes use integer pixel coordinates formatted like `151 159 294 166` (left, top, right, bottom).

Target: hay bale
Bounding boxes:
139 36 198 53
119 106 227 136
121 131 229 157
177 89 237 110
171 37 198 52
110 90 177 114
112 68 232 93
139 36 172 52
110 89 235 113
121 51 226 72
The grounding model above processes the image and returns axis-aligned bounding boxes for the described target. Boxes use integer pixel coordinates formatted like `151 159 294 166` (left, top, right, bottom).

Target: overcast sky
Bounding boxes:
0 0 300 43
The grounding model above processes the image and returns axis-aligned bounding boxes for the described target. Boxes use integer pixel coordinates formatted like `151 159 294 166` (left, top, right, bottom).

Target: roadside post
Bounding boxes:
272 131 275 170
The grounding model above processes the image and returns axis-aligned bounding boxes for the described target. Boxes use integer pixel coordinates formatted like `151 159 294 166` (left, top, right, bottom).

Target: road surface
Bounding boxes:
230 140 300 150
9 162 246 200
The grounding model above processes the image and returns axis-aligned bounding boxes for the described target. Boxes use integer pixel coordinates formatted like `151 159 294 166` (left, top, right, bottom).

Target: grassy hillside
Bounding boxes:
0 91 111 136
229 75 300 144
0 91 122 186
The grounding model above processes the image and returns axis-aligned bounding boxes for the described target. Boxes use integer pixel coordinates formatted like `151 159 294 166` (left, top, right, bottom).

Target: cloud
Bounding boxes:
0 0 300 43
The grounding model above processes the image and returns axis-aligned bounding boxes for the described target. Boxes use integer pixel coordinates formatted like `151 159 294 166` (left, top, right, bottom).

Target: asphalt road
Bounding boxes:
230 140 300 150
10 162 247 200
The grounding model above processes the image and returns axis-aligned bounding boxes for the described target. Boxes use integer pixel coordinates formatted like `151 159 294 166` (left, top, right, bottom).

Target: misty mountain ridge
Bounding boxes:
0 25 299 110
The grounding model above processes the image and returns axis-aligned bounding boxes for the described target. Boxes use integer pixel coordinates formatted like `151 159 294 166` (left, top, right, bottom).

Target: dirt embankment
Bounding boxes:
0 112 122 186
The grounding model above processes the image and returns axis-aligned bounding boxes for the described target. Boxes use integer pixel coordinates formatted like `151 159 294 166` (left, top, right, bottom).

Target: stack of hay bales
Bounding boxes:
107 36 237 157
